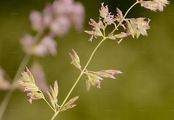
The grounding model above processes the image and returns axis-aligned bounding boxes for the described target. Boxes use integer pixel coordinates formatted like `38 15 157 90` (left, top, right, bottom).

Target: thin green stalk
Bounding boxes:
0 54 31 120
50 1 140 120
50 37 107 120
43 98 55 112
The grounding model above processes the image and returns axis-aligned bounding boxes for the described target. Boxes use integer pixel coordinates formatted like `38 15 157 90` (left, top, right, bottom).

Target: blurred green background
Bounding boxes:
0 0 174 120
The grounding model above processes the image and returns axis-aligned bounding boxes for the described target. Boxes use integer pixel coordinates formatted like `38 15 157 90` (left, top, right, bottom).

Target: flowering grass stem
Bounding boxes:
50 1 140 120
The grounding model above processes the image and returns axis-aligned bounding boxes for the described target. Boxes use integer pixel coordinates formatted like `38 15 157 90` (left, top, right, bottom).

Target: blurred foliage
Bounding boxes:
0 0 174 120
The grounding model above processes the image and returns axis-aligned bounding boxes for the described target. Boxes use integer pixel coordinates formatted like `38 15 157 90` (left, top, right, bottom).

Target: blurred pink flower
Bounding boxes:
30 0 85 35
0 68 11 90
30 63 49 93
71 2 85 31
50 17 71 36
21 35 57 57
30 11 43 32
22 0 85 57
32 36 57 56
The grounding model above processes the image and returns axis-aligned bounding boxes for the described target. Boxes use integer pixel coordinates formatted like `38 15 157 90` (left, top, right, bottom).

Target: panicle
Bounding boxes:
86 1 169 43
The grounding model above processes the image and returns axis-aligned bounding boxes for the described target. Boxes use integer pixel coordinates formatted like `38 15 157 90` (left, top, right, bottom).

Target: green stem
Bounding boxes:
0 54 31 120
43 98 55 112
50 37 107 120
110 1 139 35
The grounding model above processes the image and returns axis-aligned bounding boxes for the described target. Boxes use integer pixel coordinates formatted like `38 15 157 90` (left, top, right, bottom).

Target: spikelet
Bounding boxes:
47 80 59 110
85 69 122 91
19 68 44 104
70 49 82 70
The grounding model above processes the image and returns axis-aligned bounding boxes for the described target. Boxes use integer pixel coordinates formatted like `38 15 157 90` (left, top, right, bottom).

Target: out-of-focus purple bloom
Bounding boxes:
71 2 85 31
21 34 35 54
33 36 57 57
53 0 74 15
30 11 43 32
30 0 85 36
30 63 49 93
22 0 85 57
50 17 71 36
21 35 57 57
43 5 53 27
0 68 11 90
